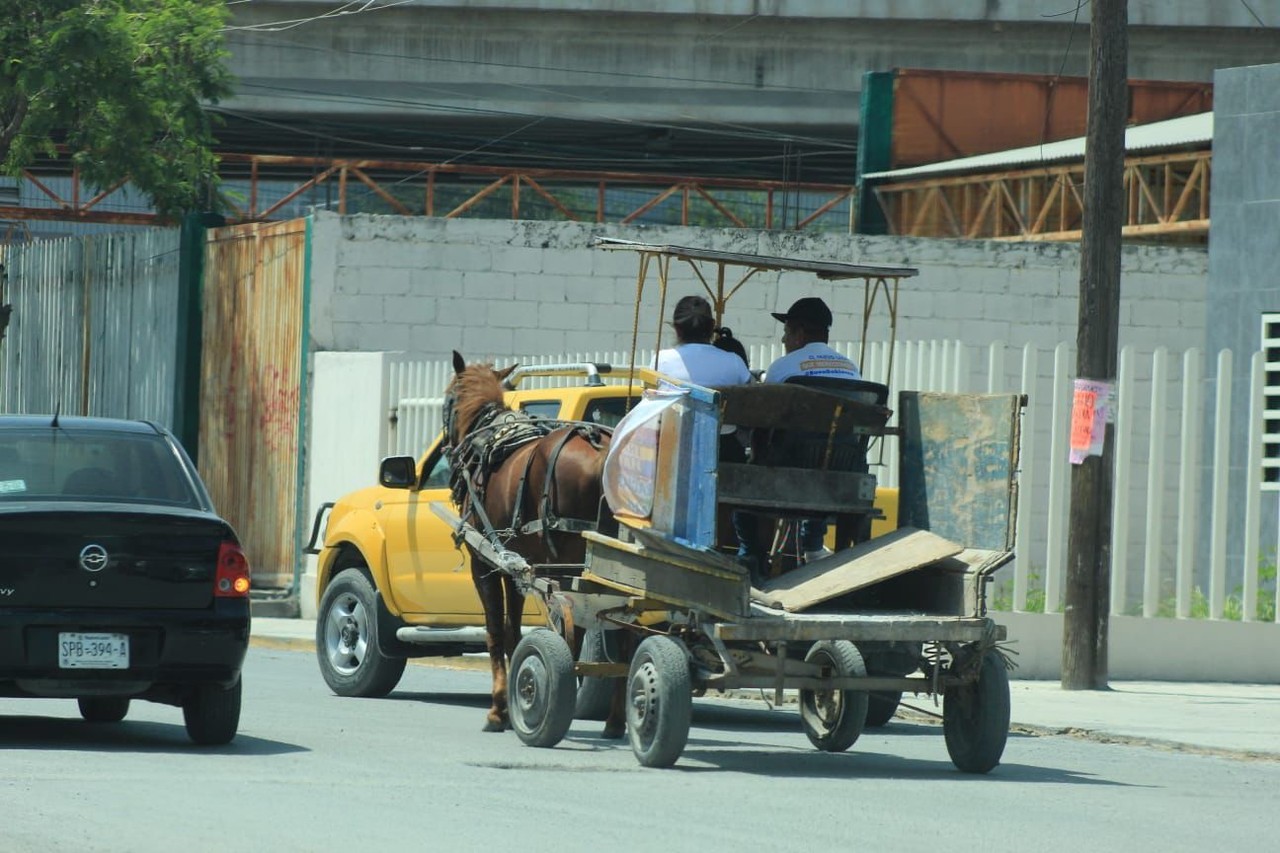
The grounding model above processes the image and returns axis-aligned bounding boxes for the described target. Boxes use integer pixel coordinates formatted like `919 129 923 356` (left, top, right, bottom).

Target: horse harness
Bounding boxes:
447 403 609 561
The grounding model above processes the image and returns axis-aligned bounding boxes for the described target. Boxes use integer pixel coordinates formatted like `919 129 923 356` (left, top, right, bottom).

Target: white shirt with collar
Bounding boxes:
764 343 860 384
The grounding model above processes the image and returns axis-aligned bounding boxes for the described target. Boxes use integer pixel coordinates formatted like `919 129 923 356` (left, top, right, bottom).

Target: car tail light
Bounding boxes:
215 541 251 598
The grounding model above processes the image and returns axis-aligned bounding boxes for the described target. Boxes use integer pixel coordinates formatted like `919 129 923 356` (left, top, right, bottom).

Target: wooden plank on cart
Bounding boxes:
581 528 750 620
754 527 962 613
897 392 1021 553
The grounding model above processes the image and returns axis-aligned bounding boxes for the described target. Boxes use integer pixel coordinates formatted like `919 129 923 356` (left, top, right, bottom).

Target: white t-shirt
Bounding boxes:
764 343 861 384
655 343 752 388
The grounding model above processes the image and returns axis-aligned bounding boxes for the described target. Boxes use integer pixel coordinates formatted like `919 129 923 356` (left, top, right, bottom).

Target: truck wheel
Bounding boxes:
183 678 241 746
574 627 615 721
800 640 869 752
316 567 407 698
78 697 130 723
943 649 1011 774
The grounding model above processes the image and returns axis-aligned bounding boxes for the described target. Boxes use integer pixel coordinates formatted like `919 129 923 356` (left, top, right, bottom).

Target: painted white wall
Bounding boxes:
1002 611 1280 682
301 351 397 618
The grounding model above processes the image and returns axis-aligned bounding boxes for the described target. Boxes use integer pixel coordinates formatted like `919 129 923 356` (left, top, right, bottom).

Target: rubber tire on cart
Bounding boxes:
943 649 1011 774
865 690 902 728
183 678 242 746
574 627 615 721
509 629 577 748
626 635 692 768
799 640 869 753
78 697 130 723
316 567 407 698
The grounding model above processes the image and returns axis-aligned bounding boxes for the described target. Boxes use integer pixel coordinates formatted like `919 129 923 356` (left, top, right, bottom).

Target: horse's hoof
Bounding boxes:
482 718 508 733
601 723 626 740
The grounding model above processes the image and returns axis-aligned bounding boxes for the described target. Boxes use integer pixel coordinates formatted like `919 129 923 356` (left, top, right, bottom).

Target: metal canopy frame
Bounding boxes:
592 237 920 389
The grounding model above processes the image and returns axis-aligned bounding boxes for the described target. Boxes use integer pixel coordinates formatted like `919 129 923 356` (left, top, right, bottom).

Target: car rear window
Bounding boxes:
0 428 201 507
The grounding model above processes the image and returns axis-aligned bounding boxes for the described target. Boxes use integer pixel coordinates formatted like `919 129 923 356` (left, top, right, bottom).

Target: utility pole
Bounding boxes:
1063 0 1128 689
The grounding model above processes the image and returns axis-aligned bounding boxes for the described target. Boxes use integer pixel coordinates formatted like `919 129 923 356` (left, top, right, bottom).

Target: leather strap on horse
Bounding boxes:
450 412 608 562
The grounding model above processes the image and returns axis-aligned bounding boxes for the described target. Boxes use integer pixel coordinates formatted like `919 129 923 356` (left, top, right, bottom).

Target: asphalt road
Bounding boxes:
2 646 1278 853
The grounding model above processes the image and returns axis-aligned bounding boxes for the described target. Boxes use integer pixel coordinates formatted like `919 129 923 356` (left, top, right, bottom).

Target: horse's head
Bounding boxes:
443 350 517 447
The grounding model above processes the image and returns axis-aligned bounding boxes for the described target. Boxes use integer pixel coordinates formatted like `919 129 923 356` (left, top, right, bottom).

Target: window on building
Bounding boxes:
1263 313 1280 490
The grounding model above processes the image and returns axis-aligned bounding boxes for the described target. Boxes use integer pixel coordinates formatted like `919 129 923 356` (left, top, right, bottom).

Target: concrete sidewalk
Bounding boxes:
253 616 1280 758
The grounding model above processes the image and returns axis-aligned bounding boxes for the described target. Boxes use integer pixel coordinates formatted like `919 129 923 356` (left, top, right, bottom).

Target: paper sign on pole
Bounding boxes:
1070 378 1113 464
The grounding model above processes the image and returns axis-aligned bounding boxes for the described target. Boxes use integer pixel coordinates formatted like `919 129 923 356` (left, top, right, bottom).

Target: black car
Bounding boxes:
0 415 250 745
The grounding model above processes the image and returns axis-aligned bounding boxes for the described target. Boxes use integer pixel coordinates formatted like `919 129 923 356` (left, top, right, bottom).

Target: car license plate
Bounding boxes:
58 632 130 669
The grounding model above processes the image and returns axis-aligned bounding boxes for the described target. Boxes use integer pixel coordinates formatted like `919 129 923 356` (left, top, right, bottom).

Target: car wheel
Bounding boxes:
316 567 408 698
78 696 130 723
183 678 242 746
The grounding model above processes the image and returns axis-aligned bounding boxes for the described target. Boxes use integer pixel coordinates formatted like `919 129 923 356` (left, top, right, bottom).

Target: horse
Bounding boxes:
443 351 626 737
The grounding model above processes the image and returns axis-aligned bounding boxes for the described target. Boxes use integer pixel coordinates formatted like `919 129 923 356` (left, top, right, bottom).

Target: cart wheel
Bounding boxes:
799 640 869 753
865 690 902 728
626 635 692 768
943 649 1011 774
509 629 576 749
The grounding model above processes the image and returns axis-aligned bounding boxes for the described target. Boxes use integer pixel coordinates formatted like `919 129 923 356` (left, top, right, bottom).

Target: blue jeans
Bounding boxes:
733 512 827 560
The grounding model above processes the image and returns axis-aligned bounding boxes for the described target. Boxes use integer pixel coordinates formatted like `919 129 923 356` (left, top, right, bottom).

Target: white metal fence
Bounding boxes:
381 340 1279 624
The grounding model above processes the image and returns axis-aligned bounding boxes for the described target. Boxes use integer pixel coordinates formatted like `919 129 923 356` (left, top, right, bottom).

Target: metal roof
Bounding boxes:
862 111 1213 183
592 238 919 279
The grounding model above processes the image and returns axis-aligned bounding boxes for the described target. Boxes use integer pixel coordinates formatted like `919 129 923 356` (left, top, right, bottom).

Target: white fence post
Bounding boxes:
1143 347 1168 617
1014 342 1038 612
1043 341 1072 613
1243 351 1265 621
1110 346 1135 616
1176 348 1203 619
988 342 1006 394
1210 349 1233 620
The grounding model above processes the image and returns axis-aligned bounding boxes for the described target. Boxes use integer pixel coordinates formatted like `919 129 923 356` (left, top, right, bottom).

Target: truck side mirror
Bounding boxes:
379 456 418 489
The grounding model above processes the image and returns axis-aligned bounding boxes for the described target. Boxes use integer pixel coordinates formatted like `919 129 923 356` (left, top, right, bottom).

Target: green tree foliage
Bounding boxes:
0 0 231 218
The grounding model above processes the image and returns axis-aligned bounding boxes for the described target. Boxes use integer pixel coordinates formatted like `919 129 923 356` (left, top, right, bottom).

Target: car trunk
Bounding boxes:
0 507 231 610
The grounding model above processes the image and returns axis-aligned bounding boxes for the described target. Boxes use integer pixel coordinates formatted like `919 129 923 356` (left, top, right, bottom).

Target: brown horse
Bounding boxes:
444 352 625 737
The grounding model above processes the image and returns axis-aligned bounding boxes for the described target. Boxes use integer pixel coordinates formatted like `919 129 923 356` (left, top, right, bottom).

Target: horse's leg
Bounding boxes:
475 567 510 732
601 630 632 739
502 574 523 676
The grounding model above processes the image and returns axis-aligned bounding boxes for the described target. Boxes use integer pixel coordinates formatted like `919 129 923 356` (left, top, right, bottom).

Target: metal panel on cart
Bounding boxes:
897 392 1021 553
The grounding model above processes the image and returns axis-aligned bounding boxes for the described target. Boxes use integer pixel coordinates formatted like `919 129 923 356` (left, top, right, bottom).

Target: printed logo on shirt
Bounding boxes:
798 356 856 376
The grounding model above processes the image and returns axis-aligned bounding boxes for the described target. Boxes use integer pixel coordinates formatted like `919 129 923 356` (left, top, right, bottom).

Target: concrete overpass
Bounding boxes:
219 1 1280 182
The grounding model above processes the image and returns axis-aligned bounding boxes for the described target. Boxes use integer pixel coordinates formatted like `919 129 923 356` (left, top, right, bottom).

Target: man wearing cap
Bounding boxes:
764 296 861 384
735 296 856 579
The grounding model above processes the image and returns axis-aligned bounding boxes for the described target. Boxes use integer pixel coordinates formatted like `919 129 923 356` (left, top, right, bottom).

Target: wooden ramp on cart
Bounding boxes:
751 527 962 613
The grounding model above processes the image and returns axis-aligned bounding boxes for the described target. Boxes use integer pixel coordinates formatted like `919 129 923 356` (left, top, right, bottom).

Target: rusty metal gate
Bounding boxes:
198 218 310 592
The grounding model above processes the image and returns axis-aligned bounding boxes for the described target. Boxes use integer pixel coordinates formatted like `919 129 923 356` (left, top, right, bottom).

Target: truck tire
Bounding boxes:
316 568 407 698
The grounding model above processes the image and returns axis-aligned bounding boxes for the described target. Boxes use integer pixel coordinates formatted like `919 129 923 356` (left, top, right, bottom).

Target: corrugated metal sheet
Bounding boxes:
199 218 309 591
864 112 1213 182
888 69 1213 169
0 228 182 424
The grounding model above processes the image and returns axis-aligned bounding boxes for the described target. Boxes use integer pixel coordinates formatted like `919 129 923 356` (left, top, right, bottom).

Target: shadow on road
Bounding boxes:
0 714 306 756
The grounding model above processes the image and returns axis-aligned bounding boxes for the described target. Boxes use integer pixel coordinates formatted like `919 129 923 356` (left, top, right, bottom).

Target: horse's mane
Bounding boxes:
450 362 510 441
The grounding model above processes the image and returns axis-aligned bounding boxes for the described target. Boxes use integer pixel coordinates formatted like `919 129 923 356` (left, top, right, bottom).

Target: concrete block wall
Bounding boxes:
308 211 1207 365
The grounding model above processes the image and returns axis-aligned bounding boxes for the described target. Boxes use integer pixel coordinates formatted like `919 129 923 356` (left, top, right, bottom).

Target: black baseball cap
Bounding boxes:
771 297 833 328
